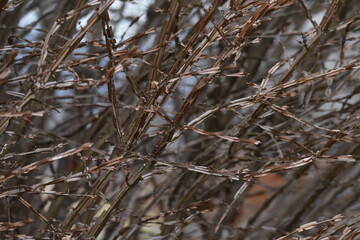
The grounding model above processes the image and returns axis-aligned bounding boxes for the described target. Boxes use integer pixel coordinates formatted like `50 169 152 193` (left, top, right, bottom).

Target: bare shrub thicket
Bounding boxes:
1 0 360 239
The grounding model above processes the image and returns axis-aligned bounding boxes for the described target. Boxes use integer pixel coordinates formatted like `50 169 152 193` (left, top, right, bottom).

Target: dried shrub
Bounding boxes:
1 0 360 239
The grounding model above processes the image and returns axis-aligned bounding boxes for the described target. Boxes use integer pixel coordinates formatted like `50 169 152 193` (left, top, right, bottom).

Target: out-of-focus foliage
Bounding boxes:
1 0 360 239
